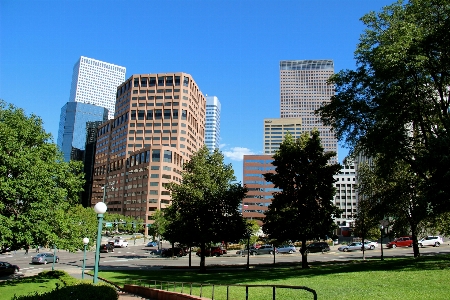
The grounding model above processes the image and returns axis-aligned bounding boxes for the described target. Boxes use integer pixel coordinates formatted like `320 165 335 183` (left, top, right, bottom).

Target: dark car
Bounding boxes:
0 262 20 276
149 249 164 256
100 243 115 253
306 242 330 253
162 247 186 257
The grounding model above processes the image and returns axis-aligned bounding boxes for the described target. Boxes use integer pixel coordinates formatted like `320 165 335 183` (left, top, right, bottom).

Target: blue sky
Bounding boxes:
0 0 394 183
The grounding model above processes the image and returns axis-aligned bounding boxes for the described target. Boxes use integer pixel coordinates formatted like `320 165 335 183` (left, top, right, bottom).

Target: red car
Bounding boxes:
196 246 227 257
386 237 413 248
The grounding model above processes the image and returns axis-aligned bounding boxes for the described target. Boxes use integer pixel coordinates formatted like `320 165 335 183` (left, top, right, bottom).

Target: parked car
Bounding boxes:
0 262 20 276
100 243 115 253
111 238 128 248
338 242 369 252
31 253 59 264
196 246 227 257
306 242 330 253
146 241 158 247
255 245 278 255
277 245 297 254
386 236 413 248
418 236 443 247
149 249 164 256
363 240 378 250
162 247 187 257
237 246 258 255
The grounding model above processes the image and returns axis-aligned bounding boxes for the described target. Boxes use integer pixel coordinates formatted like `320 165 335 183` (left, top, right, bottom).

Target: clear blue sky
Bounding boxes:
0 0 394 183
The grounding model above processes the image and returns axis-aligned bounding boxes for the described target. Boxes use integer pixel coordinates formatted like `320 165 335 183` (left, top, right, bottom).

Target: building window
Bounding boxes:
163 150 172 163
146 110 153 120
158 77 164 86
166 76 173 86
152 149 160 162
138 110 145 120
155 109 162 119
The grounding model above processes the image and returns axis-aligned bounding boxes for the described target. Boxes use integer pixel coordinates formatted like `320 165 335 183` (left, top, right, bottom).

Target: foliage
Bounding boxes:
147 209 167 239
165 146 248 271
263 131 341 268
0 100 86 251
317 0 450 218
12 283 118 300
239 220 260 246
103 213 143 233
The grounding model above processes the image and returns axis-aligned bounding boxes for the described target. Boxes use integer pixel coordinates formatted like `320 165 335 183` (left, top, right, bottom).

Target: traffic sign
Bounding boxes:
105 222 112 228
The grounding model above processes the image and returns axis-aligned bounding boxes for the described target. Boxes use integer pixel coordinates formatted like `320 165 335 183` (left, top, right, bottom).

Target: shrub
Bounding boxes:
12 283 118 300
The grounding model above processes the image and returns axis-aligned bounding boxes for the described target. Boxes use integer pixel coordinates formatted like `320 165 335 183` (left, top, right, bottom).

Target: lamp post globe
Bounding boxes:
83 237 89 245
93 202 107 283
94 202 107 214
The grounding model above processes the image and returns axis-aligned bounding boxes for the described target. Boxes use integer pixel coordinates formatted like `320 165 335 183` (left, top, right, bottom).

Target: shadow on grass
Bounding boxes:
97 253 450 287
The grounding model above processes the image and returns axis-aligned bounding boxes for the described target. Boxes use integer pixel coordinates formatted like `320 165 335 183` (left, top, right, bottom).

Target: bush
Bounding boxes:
12 283 118 300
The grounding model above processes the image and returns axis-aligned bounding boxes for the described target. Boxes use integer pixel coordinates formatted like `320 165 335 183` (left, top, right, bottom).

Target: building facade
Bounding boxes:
69 56 126 120
90 73 206 227
263 118 302 154
242 155 279 225
333 164 357 227
57 102 108 162
205 96 221 151
279 60 338 163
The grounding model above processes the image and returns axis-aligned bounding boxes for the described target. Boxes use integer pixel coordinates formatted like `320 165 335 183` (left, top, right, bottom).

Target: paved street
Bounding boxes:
2 240 450 280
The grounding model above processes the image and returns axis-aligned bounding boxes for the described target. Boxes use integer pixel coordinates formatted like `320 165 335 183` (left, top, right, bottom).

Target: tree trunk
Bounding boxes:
188 246 192 268
199 242 206 272
411 223 420 258
300 237 309 269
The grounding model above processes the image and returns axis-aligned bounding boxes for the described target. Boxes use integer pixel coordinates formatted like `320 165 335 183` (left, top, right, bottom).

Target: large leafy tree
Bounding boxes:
0 100 86 251
263 131 341 269
165 146 247 272
317 0 450 216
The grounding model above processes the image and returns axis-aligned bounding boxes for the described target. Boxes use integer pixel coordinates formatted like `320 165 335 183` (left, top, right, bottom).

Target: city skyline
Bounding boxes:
0 0 395 182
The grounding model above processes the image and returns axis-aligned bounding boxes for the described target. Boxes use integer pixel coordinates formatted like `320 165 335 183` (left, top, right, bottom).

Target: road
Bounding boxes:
2 241 450 280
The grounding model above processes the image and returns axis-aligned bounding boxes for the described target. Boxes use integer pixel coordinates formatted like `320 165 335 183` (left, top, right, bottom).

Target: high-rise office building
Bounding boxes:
205 96 221 151
91 73 206 228
263 118 302 154
57 102 108 162
280 60 338 163
69 56 126 120
333 164 357 228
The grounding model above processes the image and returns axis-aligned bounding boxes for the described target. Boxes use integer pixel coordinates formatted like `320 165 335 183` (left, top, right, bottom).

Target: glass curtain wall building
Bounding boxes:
69 56 126 120
280 60 338 163
205 96 221 151
57 102 108 162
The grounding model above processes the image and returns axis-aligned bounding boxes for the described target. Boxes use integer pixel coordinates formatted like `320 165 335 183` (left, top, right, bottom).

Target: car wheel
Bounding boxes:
343 248 348 252
215 253 220 257
419 243 423 247
269 251 274 255
55 258 59 263
435 242 440 247
370 245 375 250
289 250 293 254
44 260 48 264
392 244 397 249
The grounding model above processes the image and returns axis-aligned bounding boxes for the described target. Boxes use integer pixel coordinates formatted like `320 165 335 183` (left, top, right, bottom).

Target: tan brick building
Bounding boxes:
91 73 206 228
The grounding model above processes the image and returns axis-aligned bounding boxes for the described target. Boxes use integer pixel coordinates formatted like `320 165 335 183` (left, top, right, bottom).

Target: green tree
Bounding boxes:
317 1 450 222
165 146 247 272
263 131 341 269
0 100 85 251
148 209 167 241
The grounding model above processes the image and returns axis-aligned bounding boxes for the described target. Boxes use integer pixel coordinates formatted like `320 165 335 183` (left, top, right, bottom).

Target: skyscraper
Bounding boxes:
205 96 221 151
263 118 302 154
91 73 206 228
57 102 108 161
69 56 126 120
280 60 338 163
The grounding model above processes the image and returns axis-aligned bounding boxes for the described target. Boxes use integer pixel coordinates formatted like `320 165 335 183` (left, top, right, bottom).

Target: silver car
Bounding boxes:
255 245 278 255
338 242 369 252
31 253 59 264
277 245 297 254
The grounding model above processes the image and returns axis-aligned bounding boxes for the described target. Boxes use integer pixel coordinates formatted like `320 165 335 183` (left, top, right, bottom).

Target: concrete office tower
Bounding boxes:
333 164 357 231
69 56 126 120
57 102 108 162
205 96 221 151
263 118 303 154
280 60 338 163
242 155 279 225
91 73 206 227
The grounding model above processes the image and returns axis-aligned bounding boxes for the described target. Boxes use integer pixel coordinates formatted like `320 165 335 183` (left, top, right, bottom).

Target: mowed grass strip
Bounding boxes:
97 254 450 299
0 276 62 299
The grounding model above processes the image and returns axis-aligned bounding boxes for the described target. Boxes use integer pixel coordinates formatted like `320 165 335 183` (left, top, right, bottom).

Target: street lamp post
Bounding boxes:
380 225 384 261
246 229 252 270
82 237 89 279
93 202 107 284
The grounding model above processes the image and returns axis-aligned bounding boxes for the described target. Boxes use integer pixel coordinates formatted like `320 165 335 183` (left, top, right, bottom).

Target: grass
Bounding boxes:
96 254 450 299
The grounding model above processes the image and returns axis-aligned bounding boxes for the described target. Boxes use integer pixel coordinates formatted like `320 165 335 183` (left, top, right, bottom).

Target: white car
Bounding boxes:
363 240 378 250
111 238 128 248
418 236 443 247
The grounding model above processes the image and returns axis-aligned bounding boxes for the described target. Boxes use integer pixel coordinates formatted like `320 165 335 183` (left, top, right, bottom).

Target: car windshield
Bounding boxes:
426 237 436 240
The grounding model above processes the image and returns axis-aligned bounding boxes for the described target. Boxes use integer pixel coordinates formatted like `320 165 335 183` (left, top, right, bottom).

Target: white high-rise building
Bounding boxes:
333 163 357 227
263 118 302 154
69 56 126 119
205 96 221 151
280 60 338 164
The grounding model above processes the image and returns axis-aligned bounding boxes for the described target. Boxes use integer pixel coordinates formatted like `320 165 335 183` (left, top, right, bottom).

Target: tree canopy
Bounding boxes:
0 100 89 251
317 0 450 215
263 131 341 268
165 146 247 271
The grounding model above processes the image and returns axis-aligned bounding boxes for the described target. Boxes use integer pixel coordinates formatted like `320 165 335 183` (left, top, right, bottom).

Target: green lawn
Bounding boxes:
97 255 450 299
0 276 62 299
